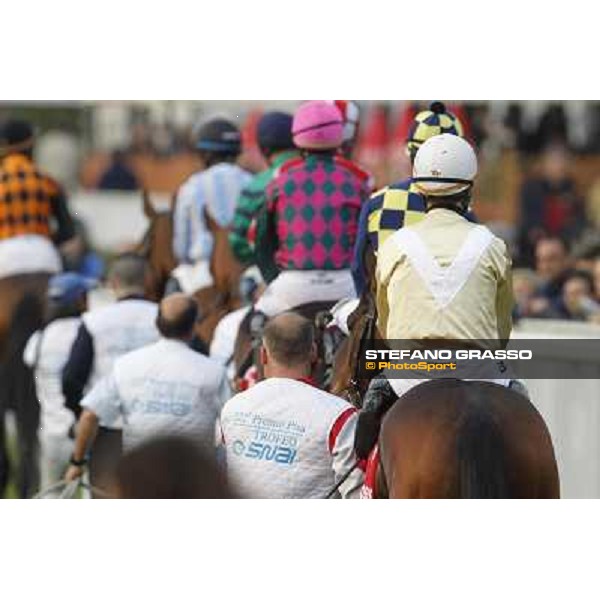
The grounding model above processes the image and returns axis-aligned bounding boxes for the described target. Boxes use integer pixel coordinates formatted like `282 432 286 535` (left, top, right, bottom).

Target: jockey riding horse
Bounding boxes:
0 119 76 497
233 101 372 388
352 133 559 498
138 189 244 351
332 102 468 403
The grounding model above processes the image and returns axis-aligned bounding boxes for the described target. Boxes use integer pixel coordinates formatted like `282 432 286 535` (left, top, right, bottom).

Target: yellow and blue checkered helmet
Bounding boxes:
406 101 464 158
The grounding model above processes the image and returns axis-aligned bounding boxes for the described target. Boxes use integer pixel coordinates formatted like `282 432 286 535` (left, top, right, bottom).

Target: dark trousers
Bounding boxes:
89 426 122 497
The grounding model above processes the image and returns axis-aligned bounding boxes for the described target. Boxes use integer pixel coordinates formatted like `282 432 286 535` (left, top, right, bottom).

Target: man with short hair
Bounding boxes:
220 312 364 499
65 294 231 485
62 253 160 489
539 270 600 321
531 236 572 316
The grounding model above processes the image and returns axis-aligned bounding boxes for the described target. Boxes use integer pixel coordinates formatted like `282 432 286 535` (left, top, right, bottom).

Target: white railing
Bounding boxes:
70 190 169 253
514 320 600 498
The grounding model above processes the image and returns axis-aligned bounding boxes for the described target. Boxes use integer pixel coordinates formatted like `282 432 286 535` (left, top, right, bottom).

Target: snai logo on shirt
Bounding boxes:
232 439 297 465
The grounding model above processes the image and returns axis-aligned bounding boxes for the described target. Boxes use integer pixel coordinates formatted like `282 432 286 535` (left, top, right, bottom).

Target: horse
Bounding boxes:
138 191 244 349
0 272 49 497
371 379 560 499
231 300 340 390
328 245 382 404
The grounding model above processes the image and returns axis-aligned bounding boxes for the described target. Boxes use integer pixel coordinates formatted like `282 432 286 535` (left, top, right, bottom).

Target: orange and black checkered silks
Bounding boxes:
0 154 59 240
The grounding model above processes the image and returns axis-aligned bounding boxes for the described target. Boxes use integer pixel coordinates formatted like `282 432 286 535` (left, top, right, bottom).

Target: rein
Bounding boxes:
324 459 361 499
344 296 376 406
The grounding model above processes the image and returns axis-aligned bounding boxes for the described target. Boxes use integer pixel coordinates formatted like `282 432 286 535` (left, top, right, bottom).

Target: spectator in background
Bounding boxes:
512 268 541 321
570 230 600 273
551 270 600 322
97 149 140 191
517 145 586 267
113 436 236 499
530 237 572 316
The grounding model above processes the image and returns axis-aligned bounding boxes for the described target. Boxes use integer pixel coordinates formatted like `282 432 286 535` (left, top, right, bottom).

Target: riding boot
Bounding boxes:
354 374 398 460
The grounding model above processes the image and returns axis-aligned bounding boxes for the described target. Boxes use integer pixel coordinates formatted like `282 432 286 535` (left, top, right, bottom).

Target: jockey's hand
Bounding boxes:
65 465 84 483
353 374 398 460
353 411 381 461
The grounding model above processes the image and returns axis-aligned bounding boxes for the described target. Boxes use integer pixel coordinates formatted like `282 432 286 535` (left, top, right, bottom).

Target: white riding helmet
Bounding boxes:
412 133 477 197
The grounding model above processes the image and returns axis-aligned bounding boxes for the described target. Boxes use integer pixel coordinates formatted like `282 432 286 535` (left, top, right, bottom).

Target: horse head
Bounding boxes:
137 190 178 301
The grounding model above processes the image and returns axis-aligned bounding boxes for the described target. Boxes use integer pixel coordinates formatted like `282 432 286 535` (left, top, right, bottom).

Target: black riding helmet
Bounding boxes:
194 118 242 156
0 119 35 155
256 111 294 158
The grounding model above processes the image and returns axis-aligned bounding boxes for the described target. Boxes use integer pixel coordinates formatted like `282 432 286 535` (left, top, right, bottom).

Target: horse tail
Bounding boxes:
457 406 509 499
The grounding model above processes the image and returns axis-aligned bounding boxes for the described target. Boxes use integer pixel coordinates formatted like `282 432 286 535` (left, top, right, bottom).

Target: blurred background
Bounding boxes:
5 100 600 270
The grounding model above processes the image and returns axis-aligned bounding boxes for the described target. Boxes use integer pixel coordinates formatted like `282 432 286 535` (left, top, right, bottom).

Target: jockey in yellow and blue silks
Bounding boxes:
351 102 469 295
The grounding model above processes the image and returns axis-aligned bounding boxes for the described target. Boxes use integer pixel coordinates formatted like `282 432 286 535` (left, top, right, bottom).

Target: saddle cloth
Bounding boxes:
0 234 62 279
172 260 214 294
254 269 356 318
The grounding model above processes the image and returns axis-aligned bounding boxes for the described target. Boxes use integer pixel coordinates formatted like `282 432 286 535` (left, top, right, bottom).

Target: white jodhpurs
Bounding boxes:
253 270 356 318
0 235 61 279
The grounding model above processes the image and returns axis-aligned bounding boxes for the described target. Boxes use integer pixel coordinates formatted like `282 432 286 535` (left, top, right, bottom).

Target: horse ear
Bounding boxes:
142 189 156 219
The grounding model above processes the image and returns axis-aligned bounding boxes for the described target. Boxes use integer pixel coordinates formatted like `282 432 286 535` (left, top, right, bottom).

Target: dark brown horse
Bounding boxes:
0 272 49 497
373 379 560 499
231 301 338 391
329 243 382 403
138 191 244 347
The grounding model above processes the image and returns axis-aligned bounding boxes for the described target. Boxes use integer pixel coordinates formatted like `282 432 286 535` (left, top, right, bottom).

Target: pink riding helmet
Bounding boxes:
292 101 344 150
